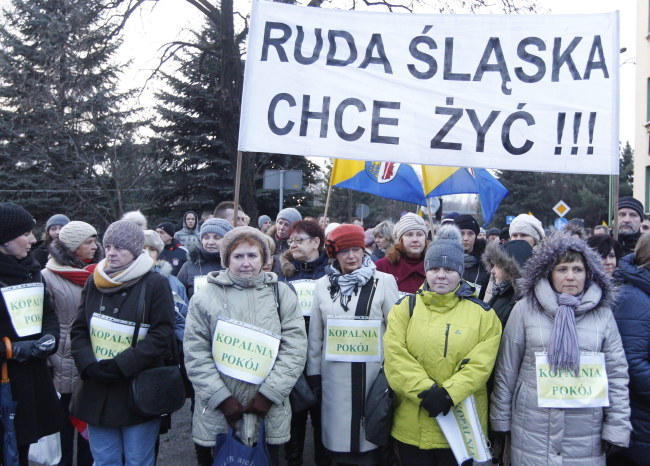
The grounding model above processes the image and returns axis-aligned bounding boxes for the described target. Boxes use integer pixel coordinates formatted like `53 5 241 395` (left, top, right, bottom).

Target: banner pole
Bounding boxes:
323 161 333 227
612 174 620 240
233 150 243 227
426 197 436 238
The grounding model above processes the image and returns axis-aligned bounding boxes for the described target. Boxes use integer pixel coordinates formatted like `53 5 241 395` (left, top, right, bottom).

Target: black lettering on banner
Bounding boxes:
327 30 357 66
268 93 296 135
443 38 470 81
359 34 393 74
552 37 582 82
466 109 501 152
335 98 366 141
515 37 546 83
407 27 438 79
473 37 512 95
371 101 400 145
261 22 291 62
294 26 323 65
430 97 462 150
583 35 609 79
501 103 535 155
299 95 330 137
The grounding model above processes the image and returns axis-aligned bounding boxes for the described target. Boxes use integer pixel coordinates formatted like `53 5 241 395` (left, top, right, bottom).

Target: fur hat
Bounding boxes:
482 240 533 293
220 226 271 269
200 218 233 239
454 214 480 236
121 210 147 230
0 203 36 244
276 208 302 225
103 220 145 258
394 213 427 241
618 196 645 219
258 215 272 229
424 225 464 276
509 214 545 244
45 214 70 231
143 230 164 255
325 225 365 258
59 221 97 253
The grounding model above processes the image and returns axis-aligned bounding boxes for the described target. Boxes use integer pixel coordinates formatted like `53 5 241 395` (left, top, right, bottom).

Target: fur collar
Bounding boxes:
156 260 173 277
482 241 526 295
280 250 329 278
48 238 104 269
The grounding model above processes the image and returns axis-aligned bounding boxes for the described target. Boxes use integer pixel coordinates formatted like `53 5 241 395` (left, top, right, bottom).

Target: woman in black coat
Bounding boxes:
70 219 175 466
0 203 65 465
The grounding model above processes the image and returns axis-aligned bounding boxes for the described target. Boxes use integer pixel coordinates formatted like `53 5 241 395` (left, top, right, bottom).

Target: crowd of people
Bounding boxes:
0 194 648 466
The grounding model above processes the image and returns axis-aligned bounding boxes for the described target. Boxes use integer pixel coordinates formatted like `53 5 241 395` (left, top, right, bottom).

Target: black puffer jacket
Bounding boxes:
463 238 490 300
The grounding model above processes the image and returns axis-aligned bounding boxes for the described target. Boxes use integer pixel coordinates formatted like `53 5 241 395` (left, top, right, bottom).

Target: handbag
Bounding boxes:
128 279 187 417
289 372 316 413
213 419 271 466
28 432 62 466
364 366 395 447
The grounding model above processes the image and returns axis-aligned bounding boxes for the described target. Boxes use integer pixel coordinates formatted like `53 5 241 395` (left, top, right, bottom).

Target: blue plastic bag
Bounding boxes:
212 419 271 466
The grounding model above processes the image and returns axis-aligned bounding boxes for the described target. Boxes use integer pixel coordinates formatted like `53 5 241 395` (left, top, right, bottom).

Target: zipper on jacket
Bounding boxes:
443 323 450 357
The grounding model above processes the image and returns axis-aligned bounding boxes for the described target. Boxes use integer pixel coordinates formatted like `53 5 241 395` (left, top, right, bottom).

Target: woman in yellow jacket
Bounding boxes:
383 225 502 465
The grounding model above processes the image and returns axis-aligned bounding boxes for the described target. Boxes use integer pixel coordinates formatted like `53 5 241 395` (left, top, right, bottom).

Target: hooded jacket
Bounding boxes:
491 234 631 465
184 269 307 446
41 239 103 394
613 253 650 463
174 211 201 253
384 282 501 449
177 247 224 298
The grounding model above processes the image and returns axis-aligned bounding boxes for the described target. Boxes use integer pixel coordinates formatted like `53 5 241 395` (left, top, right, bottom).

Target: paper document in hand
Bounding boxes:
435 394 490 464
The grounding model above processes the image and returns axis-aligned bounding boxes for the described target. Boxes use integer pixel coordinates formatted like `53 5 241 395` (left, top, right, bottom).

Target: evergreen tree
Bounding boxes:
0 0 148 228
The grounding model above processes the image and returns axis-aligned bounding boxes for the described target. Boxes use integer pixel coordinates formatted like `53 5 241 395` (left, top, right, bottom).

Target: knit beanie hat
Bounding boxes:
276 208 302 225
325 224 365 258
46 214 70 231
157 222 176 238
200 218 233 239
59 221 97 253
324 223 341 238
0 203 36 244
424 225 464 276
486 227 501 237
618 196 645 219
501 239 534 269
220 226 271 269
143 229 164 255
454 214 480 235
441 212 459 225
509 214 545 244
103 220 145 258
258 215 272 229
394 213 427 241
121 210 147 230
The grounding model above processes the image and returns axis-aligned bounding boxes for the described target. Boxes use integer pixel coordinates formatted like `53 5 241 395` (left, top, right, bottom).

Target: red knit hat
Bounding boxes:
325 225 365 258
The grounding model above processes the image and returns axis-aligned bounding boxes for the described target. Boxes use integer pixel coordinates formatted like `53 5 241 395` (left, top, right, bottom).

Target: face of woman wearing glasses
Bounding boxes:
288 229 320 262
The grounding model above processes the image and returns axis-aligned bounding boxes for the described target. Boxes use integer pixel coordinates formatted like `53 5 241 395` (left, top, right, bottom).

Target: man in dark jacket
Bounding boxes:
454 214 490 300
156 222 188 276
618 196 645 255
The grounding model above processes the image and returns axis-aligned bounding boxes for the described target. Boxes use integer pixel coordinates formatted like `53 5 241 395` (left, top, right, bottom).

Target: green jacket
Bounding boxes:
383 282 502 449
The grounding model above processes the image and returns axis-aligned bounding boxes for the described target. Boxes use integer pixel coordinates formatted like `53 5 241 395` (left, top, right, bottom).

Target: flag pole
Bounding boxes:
323 159 334 226
233 150 243 227
425 196 436 238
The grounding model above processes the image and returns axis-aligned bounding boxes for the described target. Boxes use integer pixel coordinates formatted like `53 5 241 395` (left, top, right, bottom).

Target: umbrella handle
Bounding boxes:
1 337 11 382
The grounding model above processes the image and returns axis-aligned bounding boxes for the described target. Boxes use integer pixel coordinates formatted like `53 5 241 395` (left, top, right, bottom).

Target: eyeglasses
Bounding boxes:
287 236 311 246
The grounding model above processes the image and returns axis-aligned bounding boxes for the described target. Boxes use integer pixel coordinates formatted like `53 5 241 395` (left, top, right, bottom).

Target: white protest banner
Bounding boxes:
212 318 281 385
292 279 316 317
1 283 44 337
436 394 491 464
89 314 149 361
240 1 619 175
325 317 382 362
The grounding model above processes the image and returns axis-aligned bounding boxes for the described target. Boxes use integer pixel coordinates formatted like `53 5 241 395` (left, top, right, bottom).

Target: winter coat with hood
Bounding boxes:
384 281 502 449
41 238 103 395
463 237 490 300
0 251 66 446
307 269 399 454
490 234 631 465
177 247 224 298
184 269 307 447
174 211 201 253
613 253 650 463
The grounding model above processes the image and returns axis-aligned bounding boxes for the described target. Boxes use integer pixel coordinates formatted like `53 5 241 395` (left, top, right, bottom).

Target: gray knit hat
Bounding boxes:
220 226 271 269
258 215 272 229
143 229 164 255
618 196 645 219
103 220 145 258
394 213 427 241
509 214 545 244
59 221 97 253
424 225 464 276
276 208 302 225
46 214 70 230
200 218 233 239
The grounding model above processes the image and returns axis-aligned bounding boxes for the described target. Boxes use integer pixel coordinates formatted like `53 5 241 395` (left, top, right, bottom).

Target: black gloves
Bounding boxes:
603 441 622 458
83 359 124 383
219 396 244 428
307 375 322 403
12 334 56 362
418 385 453 417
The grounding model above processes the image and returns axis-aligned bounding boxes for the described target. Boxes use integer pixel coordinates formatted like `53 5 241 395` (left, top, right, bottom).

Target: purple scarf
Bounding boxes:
547 293 582 374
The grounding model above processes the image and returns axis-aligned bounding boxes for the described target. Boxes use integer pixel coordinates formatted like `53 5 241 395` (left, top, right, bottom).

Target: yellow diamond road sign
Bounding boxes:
553 200 571 218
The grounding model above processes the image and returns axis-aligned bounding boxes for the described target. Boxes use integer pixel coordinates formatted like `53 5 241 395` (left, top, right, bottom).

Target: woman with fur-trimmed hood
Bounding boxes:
490 233 631 465
42 221 103 466
482 240 533 327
